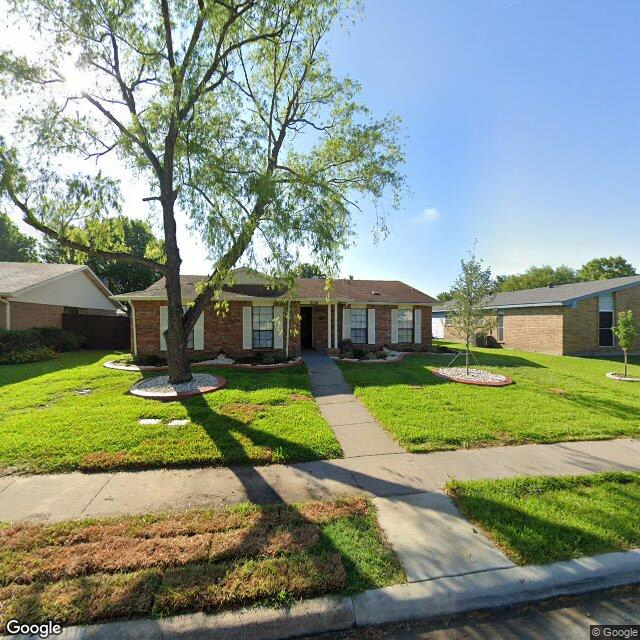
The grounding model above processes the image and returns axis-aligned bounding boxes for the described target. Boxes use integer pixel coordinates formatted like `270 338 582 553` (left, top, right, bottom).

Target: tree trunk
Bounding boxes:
164 271 192 384
465 338 470 375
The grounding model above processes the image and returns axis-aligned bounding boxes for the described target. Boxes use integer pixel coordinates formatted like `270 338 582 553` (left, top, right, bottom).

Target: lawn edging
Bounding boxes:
51 548 640 640
104 358 304 372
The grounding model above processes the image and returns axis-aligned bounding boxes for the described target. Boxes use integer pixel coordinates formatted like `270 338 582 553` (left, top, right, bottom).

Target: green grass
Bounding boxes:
0 351 342 474
0 497 404 629
447 472 640 565
337 344 640 452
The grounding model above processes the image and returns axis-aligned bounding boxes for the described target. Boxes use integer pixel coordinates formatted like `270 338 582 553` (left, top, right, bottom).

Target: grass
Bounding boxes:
337 344 640 452
447 472 640 565
0 351 341 474
0 497 404 629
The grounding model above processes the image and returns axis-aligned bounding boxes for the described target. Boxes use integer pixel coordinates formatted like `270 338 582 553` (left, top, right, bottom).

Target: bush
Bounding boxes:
351 347 367 360
339 339 353 356
131 354 165 367
0 346 57 365
372 350 388 360
0 327 85 354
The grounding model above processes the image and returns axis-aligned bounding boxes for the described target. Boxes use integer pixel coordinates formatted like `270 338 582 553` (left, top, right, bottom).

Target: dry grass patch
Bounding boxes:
0 497 403 629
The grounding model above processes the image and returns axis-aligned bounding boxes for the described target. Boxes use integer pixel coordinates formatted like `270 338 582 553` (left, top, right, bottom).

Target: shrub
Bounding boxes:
338 339 353 356
372 350 388 360
351 347 367 360
0 346 57 365
0 327 85 361
132 354 165 367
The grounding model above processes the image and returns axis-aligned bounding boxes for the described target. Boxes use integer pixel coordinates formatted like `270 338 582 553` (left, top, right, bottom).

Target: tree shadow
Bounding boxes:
558 391 640 422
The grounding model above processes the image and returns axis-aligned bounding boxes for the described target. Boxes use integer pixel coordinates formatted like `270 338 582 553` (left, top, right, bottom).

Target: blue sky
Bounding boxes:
326 0 640 295
6 0 640 296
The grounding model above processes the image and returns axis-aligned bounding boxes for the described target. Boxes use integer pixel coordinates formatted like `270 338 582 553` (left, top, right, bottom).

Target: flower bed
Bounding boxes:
432 367 513 387
332 350 409 364
104 356 303 372
129 373 227 400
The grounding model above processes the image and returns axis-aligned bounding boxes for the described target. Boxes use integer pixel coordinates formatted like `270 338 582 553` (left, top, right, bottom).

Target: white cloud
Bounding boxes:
414 207 441 223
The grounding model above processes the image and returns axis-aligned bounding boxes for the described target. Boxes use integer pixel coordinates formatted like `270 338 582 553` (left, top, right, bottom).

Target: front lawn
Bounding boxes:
0 497 404 629
447 472 640 565
337 345 640 452
0 352 341 474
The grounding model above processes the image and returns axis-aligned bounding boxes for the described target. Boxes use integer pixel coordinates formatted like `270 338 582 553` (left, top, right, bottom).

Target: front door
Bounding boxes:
300 306 313 349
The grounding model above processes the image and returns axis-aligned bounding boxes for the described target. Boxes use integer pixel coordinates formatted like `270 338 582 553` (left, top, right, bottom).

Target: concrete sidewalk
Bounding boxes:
1 438 638 522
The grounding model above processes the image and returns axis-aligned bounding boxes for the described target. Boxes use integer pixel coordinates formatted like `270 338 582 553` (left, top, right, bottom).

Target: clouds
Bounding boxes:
414 207 441 223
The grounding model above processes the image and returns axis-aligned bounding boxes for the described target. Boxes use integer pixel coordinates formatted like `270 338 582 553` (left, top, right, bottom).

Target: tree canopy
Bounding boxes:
495 265 577 292
41 216 165 294
291 263 326 278
0 212 38 262
0 0 405 382
578 256 636 281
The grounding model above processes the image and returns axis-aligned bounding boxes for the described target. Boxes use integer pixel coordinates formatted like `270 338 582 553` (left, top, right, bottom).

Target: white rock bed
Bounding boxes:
435 367 509 384
606 372 640 382
134 373 221 395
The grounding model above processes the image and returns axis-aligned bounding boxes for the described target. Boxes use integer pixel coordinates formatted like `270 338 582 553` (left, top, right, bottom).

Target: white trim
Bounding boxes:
391 309 398 344
327 303 332 349
131 302 137 355
367 308 376 344
274 306 284 349
342 308 351 342
414 308 422 344
1 297 10 330
242 306 252 349
598 293 614 312
334 303 338 348
159 306 168 351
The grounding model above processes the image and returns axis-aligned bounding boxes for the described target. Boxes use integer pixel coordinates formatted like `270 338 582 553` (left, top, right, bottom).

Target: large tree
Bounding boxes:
0 212 38 262
41 216 165 294
578 256 636 281
496 265 577 292
0 0 404 382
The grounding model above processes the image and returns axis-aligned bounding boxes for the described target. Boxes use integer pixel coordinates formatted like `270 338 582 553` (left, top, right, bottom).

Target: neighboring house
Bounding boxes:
113 267 437 357
433 274 640 356
0 262 121 331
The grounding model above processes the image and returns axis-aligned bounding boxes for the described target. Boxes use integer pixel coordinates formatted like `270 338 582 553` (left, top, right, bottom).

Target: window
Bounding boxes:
599 311 614 347
252 306 274 348
397 309 413 343
187 328 194 349
350 308 367 344
497 312 504 342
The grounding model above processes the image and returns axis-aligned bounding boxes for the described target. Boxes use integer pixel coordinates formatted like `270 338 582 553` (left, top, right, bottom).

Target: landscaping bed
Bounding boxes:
0 497 404 630
105 355 303 372
0 352 341 474
338 344 640 452
447 472 640 565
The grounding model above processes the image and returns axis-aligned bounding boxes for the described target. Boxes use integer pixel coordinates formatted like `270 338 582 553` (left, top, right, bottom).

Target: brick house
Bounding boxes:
113 268 436 357
433 275 640 356
0 262 120 331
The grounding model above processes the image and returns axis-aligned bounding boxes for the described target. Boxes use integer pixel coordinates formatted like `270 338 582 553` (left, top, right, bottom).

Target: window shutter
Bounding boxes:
194 312 205 350
342 308 351 341
242 306 252 349
367 308 376 344
273 306 284 349
414 308 422 344
391 309 398 344
160 306 168 351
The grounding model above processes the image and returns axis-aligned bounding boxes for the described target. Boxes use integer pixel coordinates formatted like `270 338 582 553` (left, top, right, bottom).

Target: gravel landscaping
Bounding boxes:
130 373 226 399
606 372 640 382
433 367 512 386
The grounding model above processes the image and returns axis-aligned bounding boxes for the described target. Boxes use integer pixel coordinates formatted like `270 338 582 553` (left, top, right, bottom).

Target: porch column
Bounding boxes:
334 303 338 348
327 302 331 349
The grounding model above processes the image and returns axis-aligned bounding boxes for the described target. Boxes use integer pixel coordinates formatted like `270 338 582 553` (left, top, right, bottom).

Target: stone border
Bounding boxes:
431 368 513 387
104 358 303 373
129 375 227 401
606 372 640 382
52 548 640 640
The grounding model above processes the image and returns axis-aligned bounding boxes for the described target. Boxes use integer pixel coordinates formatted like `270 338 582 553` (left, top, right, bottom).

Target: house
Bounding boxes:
0 262 121 331
113 268 437 357
433 274 640 355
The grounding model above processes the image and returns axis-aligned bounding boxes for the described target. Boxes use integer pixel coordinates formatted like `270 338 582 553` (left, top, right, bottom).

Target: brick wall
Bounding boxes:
615 286 640 352
9 301 64 330
133 300 301 357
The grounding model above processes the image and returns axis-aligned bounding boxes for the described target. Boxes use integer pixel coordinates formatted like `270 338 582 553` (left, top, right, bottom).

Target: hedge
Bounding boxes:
0 327 85 365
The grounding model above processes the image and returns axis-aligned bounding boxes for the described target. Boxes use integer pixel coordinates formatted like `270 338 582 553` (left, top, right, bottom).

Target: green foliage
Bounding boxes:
292 263 327 278
0 326 85 356
0 346 57 365
578 256 636 281
0 212 37 261
436 290 453 301
41 216 166 294
496 265 577 292
613 310 639 377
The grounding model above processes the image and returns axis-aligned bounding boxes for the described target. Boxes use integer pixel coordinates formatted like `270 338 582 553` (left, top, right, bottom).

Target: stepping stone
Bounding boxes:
167 419 190 427
373 491 515 582
138 418 161 425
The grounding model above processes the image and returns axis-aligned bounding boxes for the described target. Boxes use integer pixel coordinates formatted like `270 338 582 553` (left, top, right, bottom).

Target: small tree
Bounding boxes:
612 310 638 378
446 247 495 374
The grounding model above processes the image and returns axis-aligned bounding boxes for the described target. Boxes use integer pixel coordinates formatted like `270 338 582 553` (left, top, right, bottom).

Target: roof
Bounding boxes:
0 262 87 296
116 275 437 305
0 261 119 304
433 274 640 312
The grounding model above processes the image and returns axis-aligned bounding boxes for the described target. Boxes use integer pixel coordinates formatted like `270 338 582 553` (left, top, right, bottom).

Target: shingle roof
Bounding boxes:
118 275 437 305
0 262 86 295
433 274 640 312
